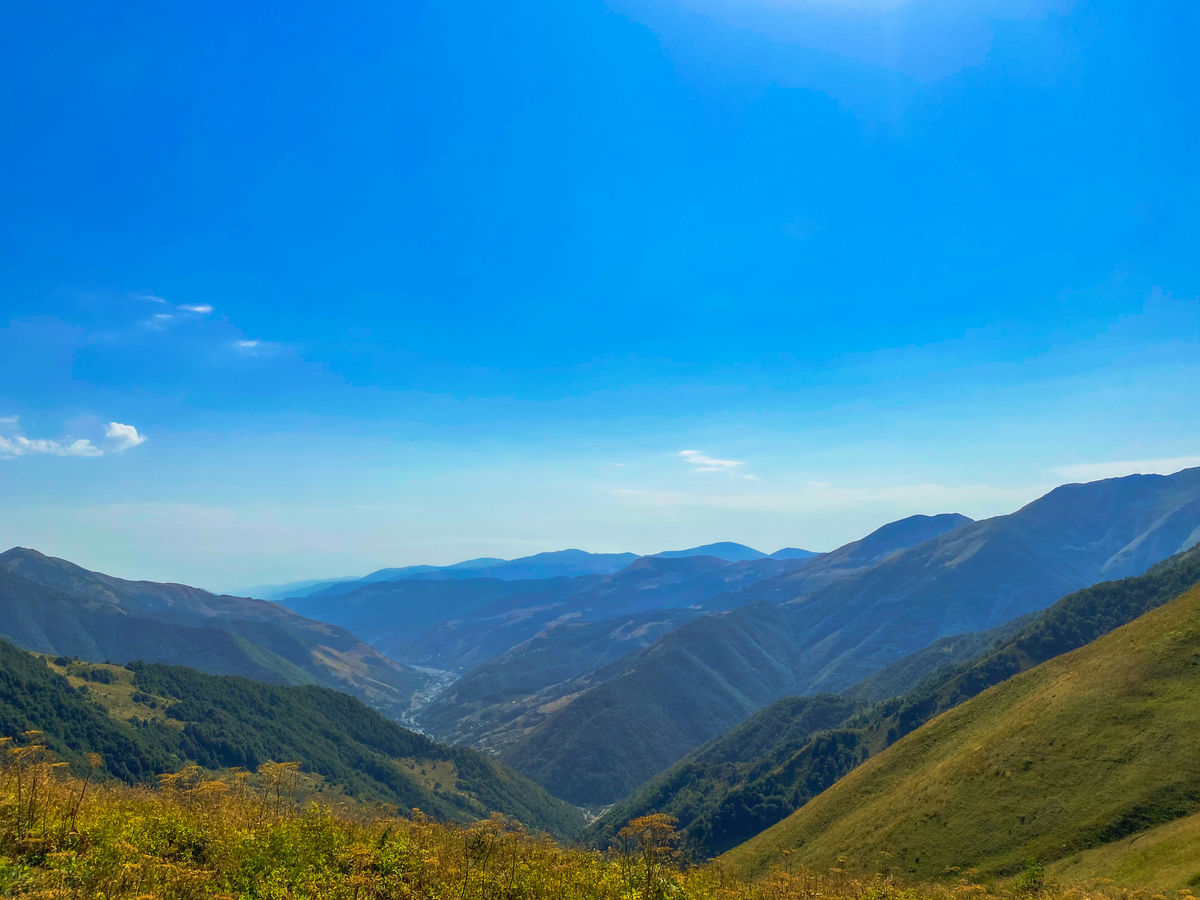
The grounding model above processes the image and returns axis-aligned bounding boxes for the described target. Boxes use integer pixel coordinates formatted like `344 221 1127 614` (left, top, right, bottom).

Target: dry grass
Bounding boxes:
0 733 1186 900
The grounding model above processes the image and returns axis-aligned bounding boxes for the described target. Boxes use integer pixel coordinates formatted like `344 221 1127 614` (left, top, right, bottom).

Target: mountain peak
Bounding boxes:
653 542 766 562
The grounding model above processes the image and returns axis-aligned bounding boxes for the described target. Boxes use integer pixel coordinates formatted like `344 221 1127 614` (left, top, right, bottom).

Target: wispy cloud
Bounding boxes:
0 418 146 460
139 293 167 304
679 449 745 472
178 303 213 315
0 435 102 458
679 448 759 480
1051 456 1200 482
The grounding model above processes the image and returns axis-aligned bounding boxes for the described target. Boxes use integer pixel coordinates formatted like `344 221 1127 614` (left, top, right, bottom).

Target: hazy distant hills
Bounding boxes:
288 554 813 674
723 546 1200 882
652 542 767 561
0 548 430 720
260 543 814 602
0 640 583 838
487 471 1200 805
594 542 1200 858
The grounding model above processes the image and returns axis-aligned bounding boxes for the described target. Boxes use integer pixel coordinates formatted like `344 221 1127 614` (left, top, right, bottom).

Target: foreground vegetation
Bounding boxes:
0 641 583 838
0 736 1190 900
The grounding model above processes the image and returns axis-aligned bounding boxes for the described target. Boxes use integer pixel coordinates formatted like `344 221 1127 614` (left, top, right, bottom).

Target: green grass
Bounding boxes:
722 580 1200 888
0 742 1183 899
1049 809 1200 892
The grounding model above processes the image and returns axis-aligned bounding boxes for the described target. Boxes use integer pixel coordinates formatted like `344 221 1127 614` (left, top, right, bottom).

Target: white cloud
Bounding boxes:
178 303 213 314
0 419 146 459
232 339 260 350
679 449 746 473
104 422 147 452
140 293 167 303
1051 456 1200 482
0 415 19 429
0 434 102 458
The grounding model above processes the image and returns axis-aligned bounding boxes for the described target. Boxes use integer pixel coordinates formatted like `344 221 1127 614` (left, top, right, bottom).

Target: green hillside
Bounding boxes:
0 548 429 720
593 543 1200 859
722 577 1200 885
494 471 1200 806
0 639 584 839
1048 808 1200 892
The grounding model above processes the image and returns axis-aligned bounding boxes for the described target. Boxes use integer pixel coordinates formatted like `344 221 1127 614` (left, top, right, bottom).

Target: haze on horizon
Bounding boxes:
1 1 1197 590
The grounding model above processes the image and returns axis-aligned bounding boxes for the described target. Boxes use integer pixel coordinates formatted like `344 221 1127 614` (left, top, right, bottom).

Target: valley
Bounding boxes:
3 468 1200 895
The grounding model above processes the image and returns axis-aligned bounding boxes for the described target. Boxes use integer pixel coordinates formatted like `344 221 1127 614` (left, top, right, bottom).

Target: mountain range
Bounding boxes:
256 542 815 601
591 541 1200 857
723 549 1200 882
4 465 1200 879
481 471 1200 805
0 547 431 721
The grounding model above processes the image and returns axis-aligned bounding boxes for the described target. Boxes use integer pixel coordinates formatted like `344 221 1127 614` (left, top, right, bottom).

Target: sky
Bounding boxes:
1 0 1197 591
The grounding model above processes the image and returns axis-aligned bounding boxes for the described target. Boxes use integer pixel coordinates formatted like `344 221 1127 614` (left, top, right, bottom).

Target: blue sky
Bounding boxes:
1 0 1197 590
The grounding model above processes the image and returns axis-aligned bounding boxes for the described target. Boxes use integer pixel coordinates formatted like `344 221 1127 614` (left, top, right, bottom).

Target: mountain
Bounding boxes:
723 557 1200 883
412 556 816 743
365 549 641 584
0 640 584 837
279 550 640 603
769 548 819 560
269 544 805 603
652 543 766 561
473 513 976 804
592 542 1200 857
361 557 506 581
0 548 429 720
242 575 359 602
293 554 811 674
489 471 1200 806
281 576 590 667
840 613 1035 703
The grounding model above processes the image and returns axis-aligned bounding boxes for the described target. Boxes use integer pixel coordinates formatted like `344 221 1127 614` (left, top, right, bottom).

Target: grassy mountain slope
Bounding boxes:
1048 808 1200 892
723 576 1200 880
588 694 865 846
504 471 1200 806
0 548 427 719
0 639 584 837
593 543 1200 857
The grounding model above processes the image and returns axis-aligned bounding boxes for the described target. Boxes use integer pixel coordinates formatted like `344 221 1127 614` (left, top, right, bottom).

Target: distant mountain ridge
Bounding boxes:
483 471 1200 805
0 548 429 720
259 543 818 601
652 543 766 561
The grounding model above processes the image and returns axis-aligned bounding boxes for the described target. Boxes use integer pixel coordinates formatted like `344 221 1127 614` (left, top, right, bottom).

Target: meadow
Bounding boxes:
0 735 1183 900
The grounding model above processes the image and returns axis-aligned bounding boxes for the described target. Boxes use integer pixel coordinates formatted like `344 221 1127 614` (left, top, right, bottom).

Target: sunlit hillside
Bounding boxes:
723 580 1200 888
0 738 1184 900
